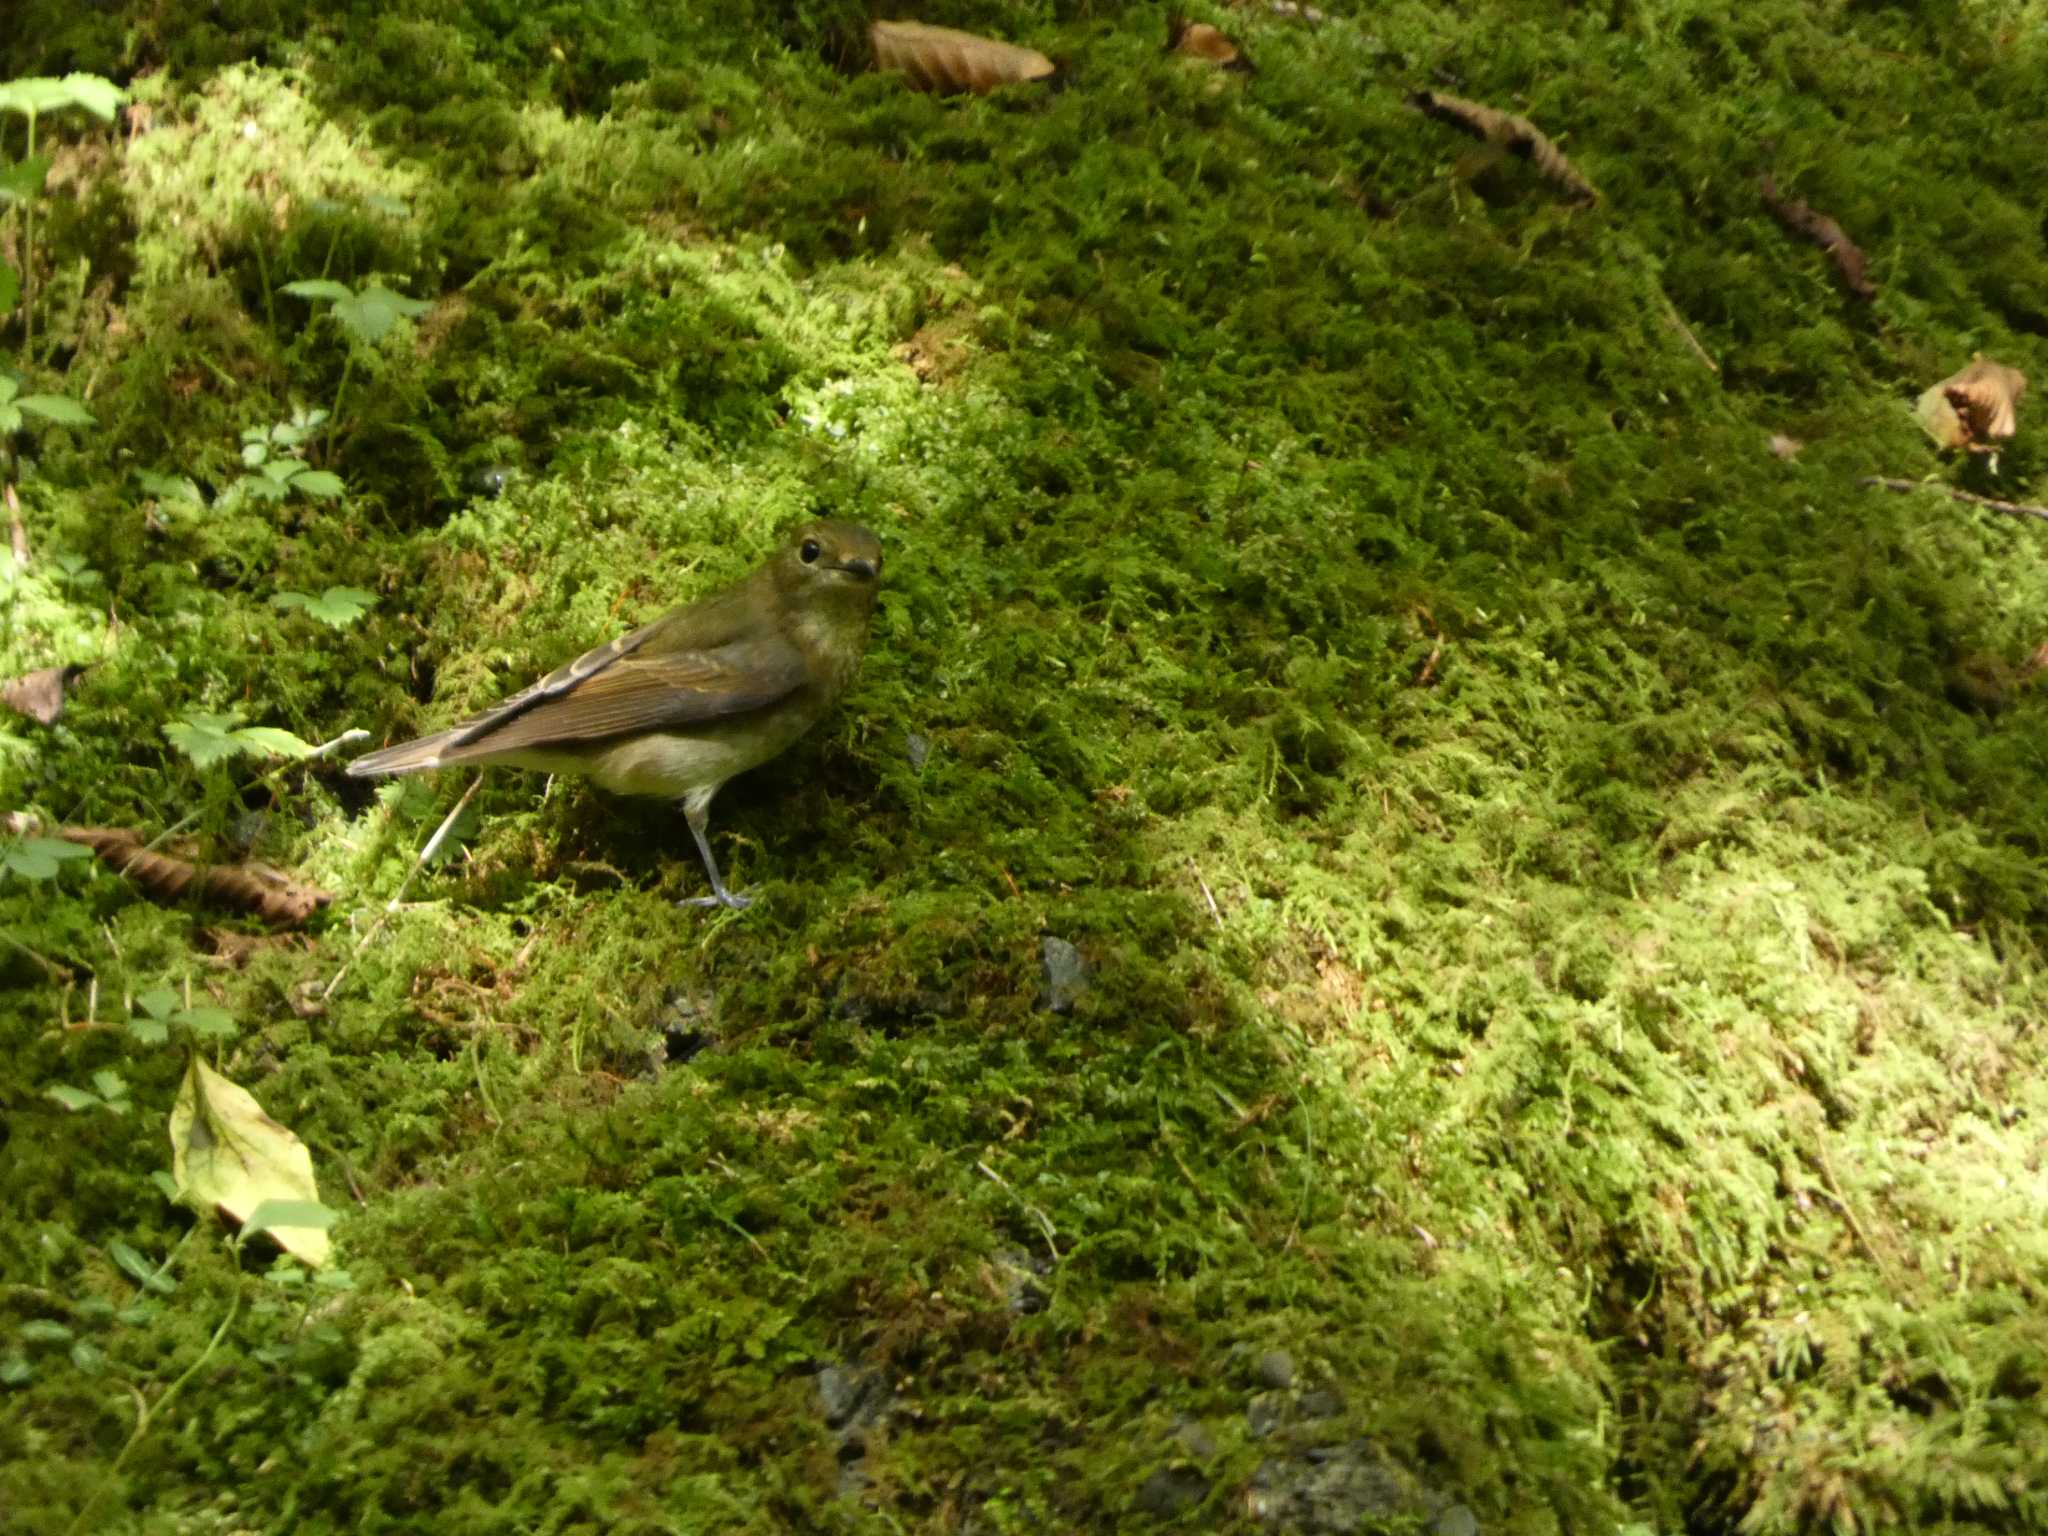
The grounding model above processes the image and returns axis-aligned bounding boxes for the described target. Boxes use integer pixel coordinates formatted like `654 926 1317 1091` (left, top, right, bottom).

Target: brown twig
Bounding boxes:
1408 89 1598 204
1860 476 2048 525
1761 173 1876 301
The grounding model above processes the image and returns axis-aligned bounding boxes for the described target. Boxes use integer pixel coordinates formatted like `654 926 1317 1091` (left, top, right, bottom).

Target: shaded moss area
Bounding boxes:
5 2 2048 1531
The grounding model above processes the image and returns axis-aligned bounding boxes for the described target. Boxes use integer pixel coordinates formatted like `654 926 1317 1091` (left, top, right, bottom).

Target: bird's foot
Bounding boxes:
679 889 753 910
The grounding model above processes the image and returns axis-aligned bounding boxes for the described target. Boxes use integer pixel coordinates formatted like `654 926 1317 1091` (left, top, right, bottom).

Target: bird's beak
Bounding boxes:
832 557 879 580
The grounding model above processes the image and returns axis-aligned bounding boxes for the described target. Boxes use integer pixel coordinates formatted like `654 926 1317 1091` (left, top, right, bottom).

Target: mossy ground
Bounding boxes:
5 2 2048 1531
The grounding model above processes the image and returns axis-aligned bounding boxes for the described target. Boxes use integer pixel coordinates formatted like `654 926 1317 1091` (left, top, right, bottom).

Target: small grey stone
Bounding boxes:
1135 1464 1210 1518
905 729 930 770
992 1247 1051 1316
815 1364 884 1429
1247 1389 1292 1439
1174 1417 1219 1460
1253 1348 1296 1390
1297 1386 1343 1420
1247 1439 1419 1532
1040 937 1087 1013
1434 1504 1480 1536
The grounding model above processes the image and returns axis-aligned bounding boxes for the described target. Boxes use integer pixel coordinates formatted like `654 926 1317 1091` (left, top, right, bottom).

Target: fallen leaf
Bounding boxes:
1768 433 1803 460
1408 89 1598 205
1167 18 1253 70
1 662 89 725
869 20 1056 95
1915 357 2026 453
47 824 333 925
170 1056 333 1268
1760 174 1876 301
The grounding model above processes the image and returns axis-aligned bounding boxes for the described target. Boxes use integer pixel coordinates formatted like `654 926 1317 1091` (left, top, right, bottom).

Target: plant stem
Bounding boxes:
65 1273 243 1536
326 349 355 463
22 109 37 358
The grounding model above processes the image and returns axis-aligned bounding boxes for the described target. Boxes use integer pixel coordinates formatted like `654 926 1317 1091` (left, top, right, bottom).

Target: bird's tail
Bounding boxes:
345 729 469 777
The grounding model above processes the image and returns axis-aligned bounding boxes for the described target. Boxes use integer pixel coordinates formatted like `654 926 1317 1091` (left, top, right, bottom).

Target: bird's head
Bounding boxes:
775 519 884 614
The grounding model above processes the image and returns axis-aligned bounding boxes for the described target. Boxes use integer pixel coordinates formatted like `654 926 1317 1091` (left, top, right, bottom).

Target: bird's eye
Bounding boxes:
801 539 821 564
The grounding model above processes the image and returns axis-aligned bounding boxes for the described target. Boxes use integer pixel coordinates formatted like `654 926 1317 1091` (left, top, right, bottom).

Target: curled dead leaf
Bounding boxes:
1167 18 1253 71
1768 433 1803 460
1760 174 1875 301
41 822 333 926
2 662 90 725
1408 89 1597 205
1915 357 2026 453
869 20 1056 95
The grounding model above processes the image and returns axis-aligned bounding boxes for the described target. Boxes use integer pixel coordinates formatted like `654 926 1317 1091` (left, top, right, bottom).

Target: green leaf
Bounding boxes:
3 836 93 881
171 1056 333 1267
289 469 346 500
261 457 302 484
16 394 93 427
45 1085 100 1112
69 1340 105 1374
59 74 127 121
331 283 431 346
91 1069 129 1105
109 1240 176 1294
0 78 74 116
149 1170 179 1204
137 470 204 506
0 154 52 206
17 1320 73 1346
165 711 245 768
275 586 372 627
237 475 288 503
135 986 177 1020
175 1005 237 1040
127 1015 168 1045
232 726 314 759
314 1267 356 1291
0 1352 32 1386
281 278 353 304
242 1199 339 1240
0 404 19 434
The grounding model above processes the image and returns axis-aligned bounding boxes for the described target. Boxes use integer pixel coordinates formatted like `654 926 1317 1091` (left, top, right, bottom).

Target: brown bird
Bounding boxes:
348 520 884 908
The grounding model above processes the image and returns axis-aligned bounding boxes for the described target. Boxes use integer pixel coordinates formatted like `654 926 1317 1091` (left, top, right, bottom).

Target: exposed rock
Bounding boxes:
1247 1437 1474 1535
991 1246 1052 1316
1136 1463 1211 1517
1253 1348 1296 1390
905 729 930 770
1040 936 1087 1013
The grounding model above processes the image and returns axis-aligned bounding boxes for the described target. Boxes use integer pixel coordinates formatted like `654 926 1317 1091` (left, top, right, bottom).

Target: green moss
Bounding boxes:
6 1 2048 1531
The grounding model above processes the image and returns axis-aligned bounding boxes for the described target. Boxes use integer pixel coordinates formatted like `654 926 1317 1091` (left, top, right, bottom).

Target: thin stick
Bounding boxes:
976 1158 1060 1267
319 774 481 1002
1188 858 1224 928
1660 292 1719 374
1861 475 2048 525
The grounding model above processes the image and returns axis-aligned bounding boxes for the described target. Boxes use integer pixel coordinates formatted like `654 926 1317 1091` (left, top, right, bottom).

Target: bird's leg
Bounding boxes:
679 800 752 910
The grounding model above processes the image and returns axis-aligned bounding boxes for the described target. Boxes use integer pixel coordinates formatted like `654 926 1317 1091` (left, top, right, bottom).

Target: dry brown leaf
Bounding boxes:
1408 89 1598 205
2 662 90 725
869 20 1056 95
1768 433 1803 460
1913 357 2027 453
1760 174 1876 301
1167 18 1253 71
58 825 333 926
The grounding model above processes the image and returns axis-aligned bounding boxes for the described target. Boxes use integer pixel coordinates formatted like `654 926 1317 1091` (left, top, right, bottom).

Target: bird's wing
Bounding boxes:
349 616 807 774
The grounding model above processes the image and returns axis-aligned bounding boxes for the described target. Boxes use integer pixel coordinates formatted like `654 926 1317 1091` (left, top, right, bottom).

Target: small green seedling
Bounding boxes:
164 711 314 769
46 1068 131 1115
227 409 345 507
272 585 375 628
281 278 430 445
0 73 127 353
